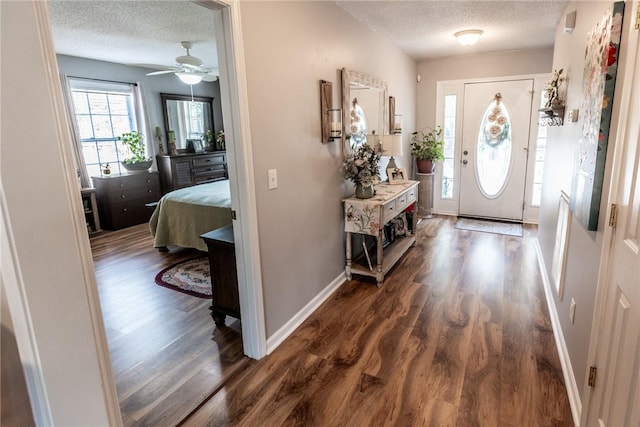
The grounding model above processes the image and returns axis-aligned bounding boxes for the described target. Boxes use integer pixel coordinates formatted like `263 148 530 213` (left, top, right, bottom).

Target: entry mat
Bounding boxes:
454 217 523 237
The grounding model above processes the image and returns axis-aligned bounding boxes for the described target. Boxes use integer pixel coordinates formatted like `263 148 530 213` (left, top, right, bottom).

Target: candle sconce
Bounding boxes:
320 80 342 143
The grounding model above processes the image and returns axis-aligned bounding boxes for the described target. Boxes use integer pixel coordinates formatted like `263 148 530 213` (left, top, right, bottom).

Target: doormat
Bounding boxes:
454 217 523 237
155 256 212 298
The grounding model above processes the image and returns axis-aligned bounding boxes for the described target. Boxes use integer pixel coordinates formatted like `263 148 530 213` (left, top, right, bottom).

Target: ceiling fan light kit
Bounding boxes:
176 72 203 85
455 29 483 46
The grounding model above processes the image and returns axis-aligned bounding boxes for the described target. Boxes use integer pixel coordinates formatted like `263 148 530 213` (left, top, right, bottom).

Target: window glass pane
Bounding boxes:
72 92 89 114
532 183 542 206
476 98 511 197
86 164 102 181
92 115 114 139
442 158 454 199
82 142 99 163
76 115 95 139
442 94 456 199
108 94 130 115
112 116 132 137
97 141 120 163
531 95 549 207
87 93 110 114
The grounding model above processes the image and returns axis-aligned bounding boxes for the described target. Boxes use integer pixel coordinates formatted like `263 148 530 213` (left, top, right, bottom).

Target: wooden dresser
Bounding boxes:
157 151 227 194
92 172 160 230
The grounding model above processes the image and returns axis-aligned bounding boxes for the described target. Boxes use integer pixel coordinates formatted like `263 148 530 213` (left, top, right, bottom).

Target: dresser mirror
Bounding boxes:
341 69 388 158
161 93 214 151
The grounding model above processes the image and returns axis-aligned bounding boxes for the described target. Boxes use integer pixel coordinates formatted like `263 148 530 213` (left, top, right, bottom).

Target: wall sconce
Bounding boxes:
382 134 403 170
393 115 403 134
388 97 402 134
320 80 342 143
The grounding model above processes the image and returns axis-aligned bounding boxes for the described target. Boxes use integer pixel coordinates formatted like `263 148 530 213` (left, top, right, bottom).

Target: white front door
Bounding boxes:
585 24 640 427
459 80 534 221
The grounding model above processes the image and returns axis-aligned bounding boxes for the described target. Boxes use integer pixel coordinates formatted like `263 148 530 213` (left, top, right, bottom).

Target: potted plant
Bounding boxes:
410 126 445 174
343 143 381 199
117 131 152 173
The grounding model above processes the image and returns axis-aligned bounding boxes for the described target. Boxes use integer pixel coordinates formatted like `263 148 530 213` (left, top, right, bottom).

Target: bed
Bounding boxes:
149 180 232 252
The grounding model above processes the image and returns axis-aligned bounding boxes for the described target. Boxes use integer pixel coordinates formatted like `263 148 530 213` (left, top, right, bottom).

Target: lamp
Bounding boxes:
176 72 203 85
320 80 342 143
455 29 483 46
382 134 403 171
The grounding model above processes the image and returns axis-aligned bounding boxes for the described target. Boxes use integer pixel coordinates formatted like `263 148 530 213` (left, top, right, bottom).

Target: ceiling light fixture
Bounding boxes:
176 72 203 85
455 29 483 46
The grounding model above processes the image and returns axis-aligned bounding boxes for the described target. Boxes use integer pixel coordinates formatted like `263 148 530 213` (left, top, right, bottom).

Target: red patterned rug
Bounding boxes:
154 256 212 298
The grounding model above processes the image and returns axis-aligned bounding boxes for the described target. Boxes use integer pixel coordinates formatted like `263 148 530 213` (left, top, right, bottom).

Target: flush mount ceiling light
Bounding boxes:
455 29 483 46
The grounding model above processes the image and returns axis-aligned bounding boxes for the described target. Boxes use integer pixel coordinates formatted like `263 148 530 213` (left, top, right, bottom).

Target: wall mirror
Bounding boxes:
161 93 214 151
341 68 388 158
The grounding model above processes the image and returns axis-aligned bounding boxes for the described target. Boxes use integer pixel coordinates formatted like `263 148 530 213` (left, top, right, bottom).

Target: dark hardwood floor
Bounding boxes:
183 216 574 426
90 224 248 426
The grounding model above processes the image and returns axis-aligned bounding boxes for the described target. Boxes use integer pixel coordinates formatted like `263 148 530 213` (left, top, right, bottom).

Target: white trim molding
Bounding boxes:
266 273 346 354
534 239 581 426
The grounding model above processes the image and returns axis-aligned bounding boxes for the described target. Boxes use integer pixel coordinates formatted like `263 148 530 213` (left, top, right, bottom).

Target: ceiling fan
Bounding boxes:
146 41 218 84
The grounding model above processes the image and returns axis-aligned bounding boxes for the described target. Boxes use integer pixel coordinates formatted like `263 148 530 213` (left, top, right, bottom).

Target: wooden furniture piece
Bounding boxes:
156 151 227 194
80 188 101 236
92 172 160 230
416 172 434 218
201 225 240 327
343 181 419 287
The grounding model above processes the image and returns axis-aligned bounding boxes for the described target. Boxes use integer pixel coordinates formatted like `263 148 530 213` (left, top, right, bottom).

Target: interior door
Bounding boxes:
459 80 534 221
585 26 640 427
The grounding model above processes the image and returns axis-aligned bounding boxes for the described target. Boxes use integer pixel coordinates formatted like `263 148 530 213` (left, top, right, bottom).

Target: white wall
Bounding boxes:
537 0 626 398
416 48 553 130
239 1 417 337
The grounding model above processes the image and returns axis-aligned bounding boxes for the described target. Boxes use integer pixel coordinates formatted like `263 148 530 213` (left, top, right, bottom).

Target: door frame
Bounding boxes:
2 0 265 424
581 3 640 423
435 74 548 223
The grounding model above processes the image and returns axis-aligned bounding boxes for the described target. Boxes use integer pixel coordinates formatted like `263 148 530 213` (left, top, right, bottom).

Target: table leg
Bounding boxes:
376 228 384 287
345 231 352 280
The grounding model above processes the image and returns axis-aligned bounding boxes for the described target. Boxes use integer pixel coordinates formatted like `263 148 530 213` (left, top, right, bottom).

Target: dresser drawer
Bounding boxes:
406 186 417 205
383 199 397 224
396 192 408 211
193 154 225 167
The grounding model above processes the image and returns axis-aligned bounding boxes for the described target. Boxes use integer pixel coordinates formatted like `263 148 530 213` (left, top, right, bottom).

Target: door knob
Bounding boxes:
462 159 468 165
463 150 468 155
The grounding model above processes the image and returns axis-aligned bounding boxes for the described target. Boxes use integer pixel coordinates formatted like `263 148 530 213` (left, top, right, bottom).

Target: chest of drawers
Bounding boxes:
92 172 160 230
157 152 227 194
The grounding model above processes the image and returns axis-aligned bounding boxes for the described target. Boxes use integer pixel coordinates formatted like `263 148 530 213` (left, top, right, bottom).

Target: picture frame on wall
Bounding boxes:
388 167 407 184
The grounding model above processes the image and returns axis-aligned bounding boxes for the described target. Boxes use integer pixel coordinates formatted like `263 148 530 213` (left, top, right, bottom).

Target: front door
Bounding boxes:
585 24 640 426
459 79 534 221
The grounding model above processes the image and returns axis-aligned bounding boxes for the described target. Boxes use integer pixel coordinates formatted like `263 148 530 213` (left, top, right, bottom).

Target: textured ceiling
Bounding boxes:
47 1 569 69
336 1 569 60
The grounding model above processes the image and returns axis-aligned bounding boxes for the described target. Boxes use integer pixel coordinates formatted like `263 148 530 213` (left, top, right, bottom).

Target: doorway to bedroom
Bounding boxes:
47 0 256 424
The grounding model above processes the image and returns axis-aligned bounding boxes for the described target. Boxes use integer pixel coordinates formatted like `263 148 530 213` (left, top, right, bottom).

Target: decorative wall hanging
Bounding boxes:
320 80 342 143
570 1 624 231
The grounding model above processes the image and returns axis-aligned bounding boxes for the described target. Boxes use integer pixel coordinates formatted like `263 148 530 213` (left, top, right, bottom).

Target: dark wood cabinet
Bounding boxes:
157 152 227 194
200 225 240 327
92 172 160 230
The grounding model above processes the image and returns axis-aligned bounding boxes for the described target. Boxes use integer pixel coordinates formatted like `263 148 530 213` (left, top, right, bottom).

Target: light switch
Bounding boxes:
268 169 278 190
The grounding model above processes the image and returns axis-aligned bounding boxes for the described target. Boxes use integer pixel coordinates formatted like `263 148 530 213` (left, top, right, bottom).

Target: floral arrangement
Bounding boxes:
215 130 225 149
410 126 445 161
343 143 381 187
117 131 150 164
545 68 563 108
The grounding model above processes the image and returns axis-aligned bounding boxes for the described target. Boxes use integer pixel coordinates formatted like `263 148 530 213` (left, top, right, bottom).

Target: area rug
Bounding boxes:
454 217 523 237
155 256 212 298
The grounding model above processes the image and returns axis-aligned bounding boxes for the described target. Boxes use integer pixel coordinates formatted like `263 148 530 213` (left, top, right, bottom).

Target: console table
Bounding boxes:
343 181 419 287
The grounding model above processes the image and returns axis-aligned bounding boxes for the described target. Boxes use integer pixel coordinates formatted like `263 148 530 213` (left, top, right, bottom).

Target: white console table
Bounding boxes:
343 181 419 287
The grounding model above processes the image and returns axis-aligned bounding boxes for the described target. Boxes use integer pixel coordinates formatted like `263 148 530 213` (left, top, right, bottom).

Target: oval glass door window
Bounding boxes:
476 94 512 198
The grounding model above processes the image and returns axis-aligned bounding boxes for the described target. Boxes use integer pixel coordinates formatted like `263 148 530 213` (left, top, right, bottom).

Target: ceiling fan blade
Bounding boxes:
202 74 218 82
146 70 176 76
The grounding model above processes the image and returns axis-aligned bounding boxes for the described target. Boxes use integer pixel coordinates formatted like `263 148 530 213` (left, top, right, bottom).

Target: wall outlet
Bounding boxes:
570 298 576 324
268 169 278 190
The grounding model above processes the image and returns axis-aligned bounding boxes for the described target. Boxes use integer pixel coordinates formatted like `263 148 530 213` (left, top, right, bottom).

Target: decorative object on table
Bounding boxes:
155 126 165 155
154 256 212 298
187 139 204 153
203 129 214 151
381 134 403 171
388 167 407 184
410 126 444 174
319 79 342 143
544 69 564 108
343 142 381 199
168 130 178 155
102 163 111 175
570 1 624 232
539 69 566 126
117 130 153 173
215 130 225 150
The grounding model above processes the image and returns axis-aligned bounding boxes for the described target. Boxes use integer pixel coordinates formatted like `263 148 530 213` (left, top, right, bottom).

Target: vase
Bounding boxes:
355 183 374 199
416 159 434 174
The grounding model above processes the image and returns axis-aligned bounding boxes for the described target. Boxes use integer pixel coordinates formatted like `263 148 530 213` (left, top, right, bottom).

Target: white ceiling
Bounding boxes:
47 1 569 70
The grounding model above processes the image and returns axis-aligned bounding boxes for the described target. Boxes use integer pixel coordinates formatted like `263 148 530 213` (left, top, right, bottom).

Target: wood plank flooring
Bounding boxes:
184 216 574 426
90 224 248 426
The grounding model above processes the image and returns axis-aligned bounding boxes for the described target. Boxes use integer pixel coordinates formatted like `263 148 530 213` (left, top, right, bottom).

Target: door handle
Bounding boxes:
463 150 468 155
462 159 468 165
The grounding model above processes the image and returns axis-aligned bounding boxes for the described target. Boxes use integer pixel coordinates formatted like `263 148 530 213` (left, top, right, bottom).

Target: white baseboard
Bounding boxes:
534 239 581 426
265 272 346 354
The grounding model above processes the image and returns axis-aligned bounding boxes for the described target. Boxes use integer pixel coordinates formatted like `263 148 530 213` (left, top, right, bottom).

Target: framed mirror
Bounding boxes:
161 93 214 152
341 69 388 158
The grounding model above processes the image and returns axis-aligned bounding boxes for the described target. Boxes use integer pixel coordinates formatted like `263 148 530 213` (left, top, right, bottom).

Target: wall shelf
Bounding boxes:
538 105 565 126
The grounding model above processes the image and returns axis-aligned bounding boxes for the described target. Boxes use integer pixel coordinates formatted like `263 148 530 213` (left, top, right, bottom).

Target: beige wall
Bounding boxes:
239 1 417 336
537 1 627 395
416 48 553 131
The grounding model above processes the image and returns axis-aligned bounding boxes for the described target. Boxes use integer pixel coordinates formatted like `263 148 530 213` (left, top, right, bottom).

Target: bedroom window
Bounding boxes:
68 78 139 177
